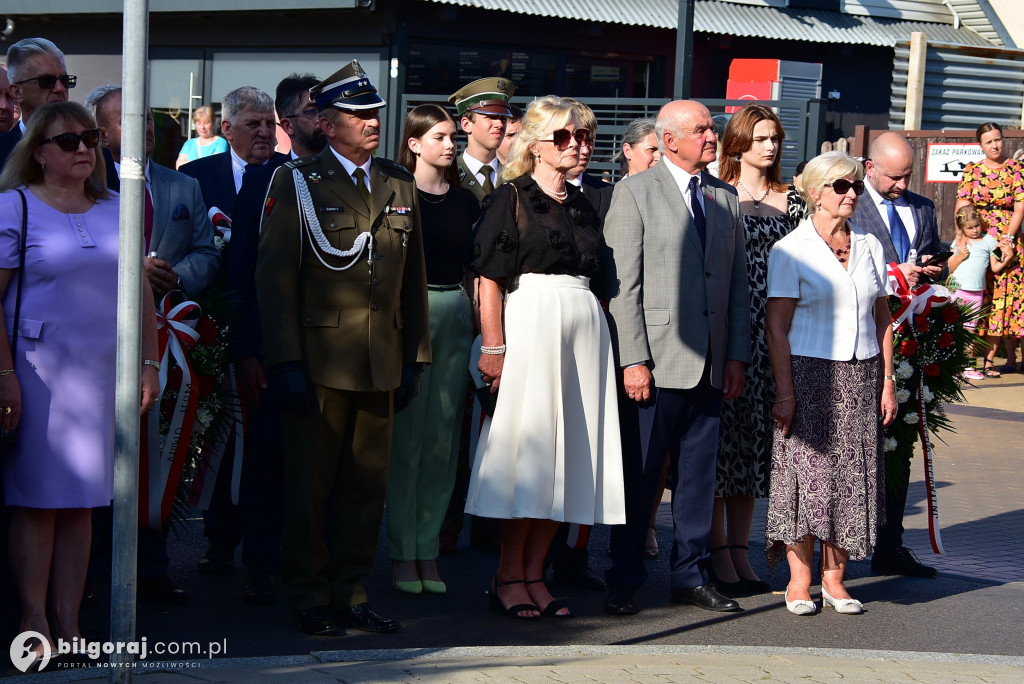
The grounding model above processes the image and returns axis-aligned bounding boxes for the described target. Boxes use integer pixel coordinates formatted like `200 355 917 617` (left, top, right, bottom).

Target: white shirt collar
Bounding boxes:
329 146 372 181
662 158 704 213
567 174 583 187
462 152 498 179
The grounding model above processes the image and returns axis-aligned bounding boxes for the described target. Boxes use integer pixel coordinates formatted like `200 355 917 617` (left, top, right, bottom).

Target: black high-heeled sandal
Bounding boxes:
525 579 573 618
729 544 771 594
488 577 540 620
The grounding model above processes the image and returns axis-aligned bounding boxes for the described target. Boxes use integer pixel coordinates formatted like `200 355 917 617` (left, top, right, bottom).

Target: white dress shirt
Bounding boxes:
864 180 917 246
767 218 888 361
462 152 499 188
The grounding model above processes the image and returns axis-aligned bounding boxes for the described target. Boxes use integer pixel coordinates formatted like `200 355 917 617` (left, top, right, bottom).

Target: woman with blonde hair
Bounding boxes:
710 104 796 596
765 151 896 616
466 95 625 620
175 105 228 169
0 101 159 665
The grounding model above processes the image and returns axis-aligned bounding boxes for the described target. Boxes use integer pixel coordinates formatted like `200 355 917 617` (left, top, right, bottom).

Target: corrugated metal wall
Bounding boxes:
888 40 1024 129
843 0 953 24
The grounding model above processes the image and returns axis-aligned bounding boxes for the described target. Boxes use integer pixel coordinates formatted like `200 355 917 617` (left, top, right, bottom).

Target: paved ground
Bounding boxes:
5 366 1023 682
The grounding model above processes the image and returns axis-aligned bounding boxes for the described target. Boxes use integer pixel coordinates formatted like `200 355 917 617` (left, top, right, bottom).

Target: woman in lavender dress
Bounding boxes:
0 102 159 663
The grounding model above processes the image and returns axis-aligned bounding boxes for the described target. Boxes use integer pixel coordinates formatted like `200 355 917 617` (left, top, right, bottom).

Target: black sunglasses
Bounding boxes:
825 179 865 196
41 129 101 152
279 106 319 122
17 74 77 90
539 128 591 149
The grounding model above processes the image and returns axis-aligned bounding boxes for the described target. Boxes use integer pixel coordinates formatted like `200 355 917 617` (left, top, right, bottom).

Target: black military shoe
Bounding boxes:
670 583 741 612
295 606 341 636
340 603 401 634
871 546 937 577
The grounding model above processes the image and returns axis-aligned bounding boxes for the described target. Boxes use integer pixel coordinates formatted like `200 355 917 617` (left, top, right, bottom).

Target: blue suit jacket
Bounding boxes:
0 126 23 171
104 147 221 295
851 189 946 273
179 150 288 218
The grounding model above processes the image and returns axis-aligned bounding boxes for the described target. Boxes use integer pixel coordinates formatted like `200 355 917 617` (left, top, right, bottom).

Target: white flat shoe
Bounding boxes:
821 586 864 614
784 586 816 615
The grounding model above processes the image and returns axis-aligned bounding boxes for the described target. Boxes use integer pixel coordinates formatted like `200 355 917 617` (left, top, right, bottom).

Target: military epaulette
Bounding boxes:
376 157 413 181
283 155 320 170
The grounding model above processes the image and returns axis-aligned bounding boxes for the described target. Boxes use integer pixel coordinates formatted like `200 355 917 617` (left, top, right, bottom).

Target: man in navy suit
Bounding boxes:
222 74 323 606
179 86 287 218
852 131 942 579
0 37 74 169
0 66 16 133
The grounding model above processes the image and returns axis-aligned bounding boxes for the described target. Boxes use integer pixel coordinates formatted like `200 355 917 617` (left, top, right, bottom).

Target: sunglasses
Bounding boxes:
41 129 101 152
539 128 591 149
825 179 865 196
16 74 78 90
279 106 319 122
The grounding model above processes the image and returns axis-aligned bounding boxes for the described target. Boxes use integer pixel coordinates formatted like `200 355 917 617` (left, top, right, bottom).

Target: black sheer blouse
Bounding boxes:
471 175 603 287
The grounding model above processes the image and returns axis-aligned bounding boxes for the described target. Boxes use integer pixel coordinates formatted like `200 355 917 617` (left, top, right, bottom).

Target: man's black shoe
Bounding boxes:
604 587 638 615
557 561 607 591
871 546 937 577
242 568 276 606
295 606 341 636
670 583 741 612
139 573 189 606
197 548 234 575
340 603 401 633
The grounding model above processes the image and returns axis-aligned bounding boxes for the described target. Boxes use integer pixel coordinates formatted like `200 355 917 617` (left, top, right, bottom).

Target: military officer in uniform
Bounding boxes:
450 76 515 205
256 60 431 637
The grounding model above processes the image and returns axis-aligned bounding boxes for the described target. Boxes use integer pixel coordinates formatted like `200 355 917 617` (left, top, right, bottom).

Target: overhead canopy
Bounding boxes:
423 0 994 47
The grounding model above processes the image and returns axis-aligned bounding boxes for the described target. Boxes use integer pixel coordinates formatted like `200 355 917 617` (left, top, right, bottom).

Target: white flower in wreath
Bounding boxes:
903 411 920 424
884 437 898 453
196 407 214 428
896 360 914 379
922 386 934 403
214 235 226 252
896 388 911 404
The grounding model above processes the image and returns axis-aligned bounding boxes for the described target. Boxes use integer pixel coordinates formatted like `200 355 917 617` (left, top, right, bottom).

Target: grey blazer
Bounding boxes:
603 161 751 391
148 162 221 295
851 189 946 272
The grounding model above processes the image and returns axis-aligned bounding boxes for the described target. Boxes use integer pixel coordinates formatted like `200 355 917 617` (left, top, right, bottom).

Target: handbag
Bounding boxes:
1 189 28 446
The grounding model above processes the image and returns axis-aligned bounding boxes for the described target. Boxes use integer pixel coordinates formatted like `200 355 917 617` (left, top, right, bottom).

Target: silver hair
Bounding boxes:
85 84 121 123
222 86 274 125
611 116 656 175
6 37 66 84
798 151 864 211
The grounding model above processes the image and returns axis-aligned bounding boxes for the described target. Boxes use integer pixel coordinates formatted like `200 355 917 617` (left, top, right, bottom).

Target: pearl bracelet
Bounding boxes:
480 344 506 355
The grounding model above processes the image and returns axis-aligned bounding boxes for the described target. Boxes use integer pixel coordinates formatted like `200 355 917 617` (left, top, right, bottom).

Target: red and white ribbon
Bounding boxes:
915 374 944 554
188 365 246 510
886 262 951 329
141 291 201 530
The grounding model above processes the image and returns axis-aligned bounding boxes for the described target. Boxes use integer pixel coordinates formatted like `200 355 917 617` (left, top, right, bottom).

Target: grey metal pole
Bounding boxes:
110 0 149 680
674 0 695 100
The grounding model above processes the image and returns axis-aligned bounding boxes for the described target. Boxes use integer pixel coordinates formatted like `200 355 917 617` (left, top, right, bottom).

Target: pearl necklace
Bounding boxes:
737 180 769 209
531 175 568 201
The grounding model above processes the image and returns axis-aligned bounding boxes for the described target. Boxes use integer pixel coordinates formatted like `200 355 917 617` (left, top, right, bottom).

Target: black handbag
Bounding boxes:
1 189 28 446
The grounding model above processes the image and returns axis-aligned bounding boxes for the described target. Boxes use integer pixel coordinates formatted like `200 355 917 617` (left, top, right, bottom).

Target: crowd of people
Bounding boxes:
1 34 1018 664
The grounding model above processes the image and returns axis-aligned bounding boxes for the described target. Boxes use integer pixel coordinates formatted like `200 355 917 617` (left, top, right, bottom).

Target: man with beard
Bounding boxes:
220 74 327 605
256 61 430 636
852 131 943 580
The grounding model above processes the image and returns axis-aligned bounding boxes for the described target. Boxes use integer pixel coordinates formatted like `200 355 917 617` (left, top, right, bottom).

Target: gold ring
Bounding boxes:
3 406 10 414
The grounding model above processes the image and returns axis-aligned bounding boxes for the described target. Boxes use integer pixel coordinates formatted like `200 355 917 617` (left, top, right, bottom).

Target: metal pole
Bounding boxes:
111 0 149 680
674 0 695 100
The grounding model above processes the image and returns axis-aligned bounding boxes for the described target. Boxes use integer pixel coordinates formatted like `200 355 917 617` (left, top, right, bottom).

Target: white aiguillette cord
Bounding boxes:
293 168 373 271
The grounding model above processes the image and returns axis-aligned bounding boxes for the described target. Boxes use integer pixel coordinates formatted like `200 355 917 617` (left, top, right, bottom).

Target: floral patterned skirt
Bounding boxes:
764 355 886 572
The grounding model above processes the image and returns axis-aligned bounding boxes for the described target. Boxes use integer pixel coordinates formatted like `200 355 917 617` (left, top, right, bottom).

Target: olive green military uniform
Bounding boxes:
457 155 503 206
256 152 430 612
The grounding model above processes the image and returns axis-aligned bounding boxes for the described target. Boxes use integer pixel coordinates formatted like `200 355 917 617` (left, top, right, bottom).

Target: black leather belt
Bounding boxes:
427 283 463 292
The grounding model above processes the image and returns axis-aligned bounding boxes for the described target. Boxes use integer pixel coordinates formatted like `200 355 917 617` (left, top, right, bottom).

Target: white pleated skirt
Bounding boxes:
465 273 625 525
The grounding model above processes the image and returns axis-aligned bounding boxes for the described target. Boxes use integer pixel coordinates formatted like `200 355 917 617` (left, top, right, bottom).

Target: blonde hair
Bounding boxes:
798 151 863 211
500 95 578 182
193 105 214 124
954 204 982 233
0 101 109 201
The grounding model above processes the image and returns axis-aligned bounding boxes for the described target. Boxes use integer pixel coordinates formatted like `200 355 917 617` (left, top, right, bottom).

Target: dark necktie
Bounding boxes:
688 176 706 249
144 186 154 252
353 168 372 210
480 165 495 196
884 198 910 262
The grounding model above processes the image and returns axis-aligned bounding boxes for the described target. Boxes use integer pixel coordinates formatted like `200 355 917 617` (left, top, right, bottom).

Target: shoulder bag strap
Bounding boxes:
10 189 27 359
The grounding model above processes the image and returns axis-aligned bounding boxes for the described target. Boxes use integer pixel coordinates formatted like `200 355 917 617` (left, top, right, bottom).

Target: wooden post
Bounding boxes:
905 31 927 130
854 125 870 159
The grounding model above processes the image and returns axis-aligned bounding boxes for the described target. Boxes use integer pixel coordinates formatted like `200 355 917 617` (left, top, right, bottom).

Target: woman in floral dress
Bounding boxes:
956 122 1024 375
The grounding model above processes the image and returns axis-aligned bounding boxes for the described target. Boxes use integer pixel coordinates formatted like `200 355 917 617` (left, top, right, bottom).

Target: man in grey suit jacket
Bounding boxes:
92 85 220 297
603 100 751 615
852 131 941 579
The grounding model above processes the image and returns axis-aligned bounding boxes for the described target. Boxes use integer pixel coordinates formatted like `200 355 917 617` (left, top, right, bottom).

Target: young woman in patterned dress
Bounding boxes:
710 104 798 596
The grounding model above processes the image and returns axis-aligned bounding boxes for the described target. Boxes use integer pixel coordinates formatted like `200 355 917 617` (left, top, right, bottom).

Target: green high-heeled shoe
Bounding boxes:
393 570 423 595
421 579 447 594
